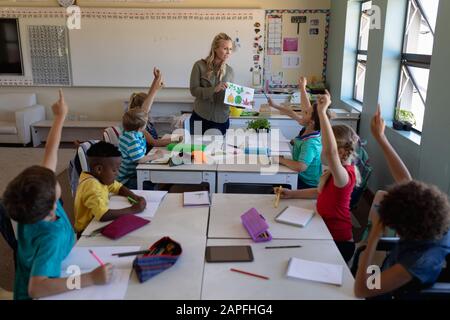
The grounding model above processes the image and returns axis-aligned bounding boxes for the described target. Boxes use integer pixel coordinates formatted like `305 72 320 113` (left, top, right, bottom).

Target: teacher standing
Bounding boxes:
189 33 235 135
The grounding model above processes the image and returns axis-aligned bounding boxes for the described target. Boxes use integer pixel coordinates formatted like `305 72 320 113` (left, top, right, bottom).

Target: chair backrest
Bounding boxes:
0 200 17 257
351 140 373 209
68 140 99 196
103 126 122 146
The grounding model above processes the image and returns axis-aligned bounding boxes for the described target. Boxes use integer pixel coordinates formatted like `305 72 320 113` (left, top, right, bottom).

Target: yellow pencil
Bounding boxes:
274 185 282 208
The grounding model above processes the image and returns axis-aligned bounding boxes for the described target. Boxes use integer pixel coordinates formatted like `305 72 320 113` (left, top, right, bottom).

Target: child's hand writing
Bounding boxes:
273 187 292 199
90 263 113 285
371 104 386 141
52 89 68 119
316 89 331 113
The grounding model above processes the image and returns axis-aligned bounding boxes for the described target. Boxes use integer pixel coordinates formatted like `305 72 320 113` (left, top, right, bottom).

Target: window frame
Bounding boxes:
396 0 437 134
353 1 372 104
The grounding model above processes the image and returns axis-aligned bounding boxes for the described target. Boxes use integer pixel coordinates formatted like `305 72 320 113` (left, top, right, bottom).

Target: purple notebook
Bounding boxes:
101 214 150 240
241 208 272 243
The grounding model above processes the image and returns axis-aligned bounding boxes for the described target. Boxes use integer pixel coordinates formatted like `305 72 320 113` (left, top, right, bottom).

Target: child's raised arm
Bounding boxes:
371 104 412 183
141 67 164 114
267 98 304 125
317 90 349 188
298 76 312 111
41 89 68 172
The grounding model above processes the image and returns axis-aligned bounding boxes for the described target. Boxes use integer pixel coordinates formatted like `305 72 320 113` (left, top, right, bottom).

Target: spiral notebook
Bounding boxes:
275 206 315 227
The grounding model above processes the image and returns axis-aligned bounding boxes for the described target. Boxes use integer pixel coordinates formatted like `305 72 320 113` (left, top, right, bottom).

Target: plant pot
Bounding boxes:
393 120 405 130
402 121 413 131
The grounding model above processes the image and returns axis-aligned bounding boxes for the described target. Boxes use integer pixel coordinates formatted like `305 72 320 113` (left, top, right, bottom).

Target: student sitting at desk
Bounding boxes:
117 109 162 189
128 68 179 150
353 105 450 299
2 90 113 300
74 141 146 234
275 91 359 263
269 77 331 189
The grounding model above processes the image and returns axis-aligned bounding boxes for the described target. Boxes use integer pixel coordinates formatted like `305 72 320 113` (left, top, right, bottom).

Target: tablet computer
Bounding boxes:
205 245 254 263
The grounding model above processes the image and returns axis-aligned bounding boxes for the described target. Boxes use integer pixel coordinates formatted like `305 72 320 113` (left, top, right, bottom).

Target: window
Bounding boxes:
353 1 372 103
0 18 23 75
397 0 440 132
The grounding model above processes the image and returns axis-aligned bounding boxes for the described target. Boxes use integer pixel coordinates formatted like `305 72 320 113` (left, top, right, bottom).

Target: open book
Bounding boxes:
109 190 168 219
183 191 210 207
275 206 315 227
41 246 140 300
286 257 343 286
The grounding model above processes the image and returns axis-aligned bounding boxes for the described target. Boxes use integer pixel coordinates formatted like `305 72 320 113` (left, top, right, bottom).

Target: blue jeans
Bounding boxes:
189 111 230 135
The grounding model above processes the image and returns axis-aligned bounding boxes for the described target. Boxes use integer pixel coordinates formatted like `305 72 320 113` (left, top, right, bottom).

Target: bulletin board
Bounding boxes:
264 9 330 90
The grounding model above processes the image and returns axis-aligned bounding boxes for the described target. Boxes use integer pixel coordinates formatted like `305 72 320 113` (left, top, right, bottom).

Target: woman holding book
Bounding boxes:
189 33 235 135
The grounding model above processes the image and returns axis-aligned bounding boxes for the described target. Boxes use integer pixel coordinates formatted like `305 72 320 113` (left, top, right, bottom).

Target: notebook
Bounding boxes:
275 206 315 227
183 191 210 207
41 246 140 300
108 190 168 219
286 257 343 286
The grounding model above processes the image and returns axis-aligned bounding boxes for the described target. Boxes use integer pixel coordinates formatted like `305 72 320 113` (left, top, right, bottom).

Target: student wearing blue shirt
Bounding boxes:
269 77 331 189
3 90 113 300
118 109 161 189
354 105 450 299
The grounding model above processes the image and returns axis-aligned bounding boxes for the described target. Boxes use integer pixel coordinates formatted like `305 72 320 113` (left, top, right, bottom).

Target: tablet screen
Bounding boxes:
205 246 254 262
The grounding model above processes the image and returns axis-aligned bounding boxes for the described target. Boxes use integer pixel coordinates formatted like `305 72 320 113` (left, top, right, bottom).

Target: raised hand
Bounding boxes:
371 104 386 141
151 67 164 91
298 76 307 89
51 89 68 119
316 89 331 113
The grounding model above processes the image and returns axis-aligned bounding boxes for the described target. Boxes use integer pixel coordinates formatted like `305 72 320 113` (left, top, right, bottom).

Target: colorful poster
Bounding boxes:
224 82 255 109
283 38 299 52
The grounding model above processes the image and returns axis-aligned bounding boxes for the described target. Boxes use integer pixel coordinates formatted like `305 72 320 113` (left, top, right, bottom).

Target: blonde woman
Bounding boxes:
189 33 234 135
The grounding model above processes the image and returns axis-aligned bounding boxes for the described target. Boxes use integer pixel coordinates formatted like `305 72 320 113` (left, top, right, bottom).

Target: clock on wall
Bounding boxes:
58 0 76 8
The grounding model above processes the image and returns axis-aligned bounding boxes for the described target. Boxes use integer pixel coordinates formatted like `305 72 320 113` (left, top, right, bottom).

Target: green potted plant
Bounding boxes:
393 108 416 131
247 118 271 133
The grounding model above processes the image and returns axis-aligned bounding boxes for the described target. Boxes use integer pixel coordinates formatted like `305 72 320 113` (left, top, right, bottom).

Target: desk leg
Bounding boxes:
216 173 225 193
203 172 216 195
31 127 41 147
286 173 298 190
137 170 150 190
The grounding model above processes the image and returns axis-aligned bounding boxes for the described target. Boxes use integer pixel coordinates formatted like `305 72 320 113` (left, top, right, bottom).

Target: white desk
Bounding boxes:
208 194 332 240
136 162 217 193
202 239 357 300
31 120 120 147
216 157 298 193
77 194 209 300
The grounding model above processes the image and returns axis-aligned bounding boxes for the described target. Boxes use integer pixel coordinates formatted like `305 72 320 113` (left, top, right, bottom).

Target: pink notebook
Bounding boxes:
101 214 150 240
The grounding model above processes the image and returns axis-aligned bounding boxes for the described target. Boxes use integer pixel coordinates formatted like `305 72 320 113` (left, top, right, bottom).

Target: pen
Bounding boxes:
265 245 302 249
230 268 269 280
128 196 138 204
89 249 105 266
263 91 269 100
274 185 282 208
112 249 151 257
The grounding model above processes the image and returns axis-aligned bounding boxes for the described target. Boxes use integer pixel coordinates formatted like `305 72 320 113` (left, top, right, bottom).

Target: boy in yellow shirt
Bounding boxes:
74 141 146 234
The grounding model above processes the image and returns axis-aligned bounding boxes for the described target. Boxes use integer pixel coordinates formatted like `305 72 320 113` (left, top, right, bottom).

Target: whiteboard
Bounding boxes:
68 8 265 88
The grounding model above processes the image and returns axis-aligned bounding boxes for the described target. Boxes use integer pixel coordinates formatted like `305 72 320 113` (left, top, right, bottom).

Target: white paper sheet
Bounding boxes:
286 257 343 286
109 190 168 219
183 191 210 206
41 246 140 300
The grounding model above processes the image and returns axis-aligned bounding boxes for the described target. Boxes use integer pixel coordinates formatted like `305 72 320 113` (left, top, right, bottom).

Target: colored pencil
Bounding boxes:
127 196 138 204
265 245 302 249
230 268 269 280
274 185 282 208
89 249 105 266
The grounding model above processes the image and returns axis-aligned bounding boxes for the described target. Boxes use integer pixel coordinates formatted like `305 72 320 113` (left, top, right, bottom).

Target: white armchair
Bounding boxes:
0 93 46 145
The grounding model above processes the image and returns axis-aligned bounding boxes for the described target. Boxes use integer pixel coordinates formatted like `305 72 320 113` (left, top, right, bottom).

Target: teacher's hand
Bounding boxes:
214 82 228 93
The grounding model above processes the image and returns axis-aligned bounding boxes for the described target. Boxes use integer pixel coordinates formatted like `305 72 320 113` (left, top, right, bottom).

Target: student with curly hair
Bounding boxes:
354 105 450 299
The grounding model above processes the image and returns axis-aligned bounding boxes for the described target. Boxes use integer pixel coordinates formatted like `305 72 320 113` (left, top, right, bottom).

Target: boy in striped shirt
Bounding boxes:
118 109 161 189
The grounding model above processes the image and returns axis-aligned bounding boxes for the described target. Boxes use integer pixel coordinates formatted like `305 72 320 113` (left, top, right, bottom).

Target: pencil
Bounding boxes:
112 250 151 257
89 249 105 266
274 185 282 208
265 245 302 249
230 268 269 280
128 196 138 204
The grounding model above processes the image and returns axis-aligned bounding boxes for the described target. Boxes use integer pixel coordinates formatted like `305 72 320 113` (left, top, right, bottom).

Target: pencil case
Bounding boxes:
133 237 182 283
241 208 272 243
244 147 270 155
101 214 150 240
